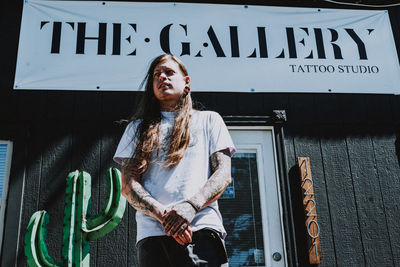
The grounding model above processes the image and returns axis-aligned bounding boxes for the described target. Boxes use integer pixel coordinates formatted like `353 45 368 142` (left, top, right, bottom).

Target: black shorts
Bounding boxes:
136 228 229 267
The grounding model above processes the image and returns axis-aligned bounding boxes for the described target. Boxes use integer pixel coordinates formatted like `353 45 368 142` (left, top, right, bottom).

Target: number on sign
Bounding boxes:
306 198 317 217
303 177 314 196
298 157 321 264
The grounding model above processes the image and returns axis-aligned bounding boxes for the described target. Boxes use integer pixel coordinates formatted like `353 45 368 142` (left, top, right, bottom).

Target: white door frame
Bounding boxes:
228 126 287 267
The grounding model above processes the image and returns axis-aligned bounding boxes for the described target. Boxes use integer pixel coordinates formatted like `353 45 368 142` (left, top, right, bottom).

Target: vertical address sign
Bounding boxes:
298 157 322 264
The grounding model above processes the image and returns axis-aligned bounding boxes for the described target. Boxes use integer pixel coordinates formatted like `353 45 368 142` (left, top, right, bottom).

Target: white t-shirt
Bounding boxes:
114 110 236 243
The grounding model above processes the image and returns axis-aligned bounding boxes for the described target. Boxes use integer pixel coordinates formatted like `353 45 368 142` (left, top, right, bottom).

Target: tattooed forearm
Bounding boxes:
128 183 154 213
189 149 232 210
121 158 165 222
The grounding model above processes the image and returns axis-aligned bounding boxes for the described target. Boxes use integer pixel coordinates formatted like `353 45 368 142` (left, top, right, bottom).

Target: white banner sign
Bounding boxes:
14 0 400 94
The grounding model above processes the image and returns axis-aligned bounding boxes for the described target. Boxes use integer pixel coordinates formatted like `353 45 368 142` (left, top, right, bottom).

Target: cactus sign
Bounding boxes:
24 168 126 267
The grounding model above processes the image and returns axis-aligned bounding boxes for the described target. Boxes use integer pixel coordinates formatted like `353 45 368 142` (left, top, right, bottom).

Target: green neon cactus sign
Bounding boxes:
24 168 126 267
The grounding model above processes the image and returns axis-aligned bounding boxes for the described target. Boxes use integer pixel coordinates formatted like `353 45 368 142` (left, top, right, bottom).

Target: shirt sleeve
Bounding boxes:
113 121 139 165
208 112 236 157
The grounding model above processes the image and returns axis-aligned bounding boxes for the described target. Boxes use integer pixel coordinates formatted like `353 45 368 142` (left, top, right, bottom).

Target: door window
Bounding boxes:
0 141 13 254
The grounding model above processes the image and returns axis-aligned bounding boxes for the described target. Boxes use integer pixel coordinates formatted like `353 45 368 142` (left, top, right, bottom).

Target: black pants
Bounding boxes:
137 229 229 267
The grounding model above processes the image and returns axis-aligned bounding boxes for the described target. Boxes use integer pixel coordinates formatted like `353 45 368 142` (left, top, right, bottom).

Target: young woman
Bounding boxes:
114 54 235 267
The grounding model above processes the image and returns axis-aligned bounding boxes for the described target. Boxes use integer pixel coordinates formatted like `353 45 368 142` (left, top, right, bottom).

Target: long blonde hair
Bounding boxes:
129 54 193 177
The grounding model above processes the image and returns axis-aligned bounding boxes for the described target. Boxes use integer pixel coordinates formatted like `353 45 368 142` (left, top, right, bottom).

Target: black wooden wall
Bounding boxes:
1 1 400 267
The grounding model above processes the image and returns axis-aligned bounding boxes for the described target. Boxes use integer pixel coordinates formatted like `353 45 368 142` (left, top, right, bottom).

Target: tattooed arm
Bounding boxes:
189 148 232 208
121 158 194 245
162 149 232 236
120 158 166 223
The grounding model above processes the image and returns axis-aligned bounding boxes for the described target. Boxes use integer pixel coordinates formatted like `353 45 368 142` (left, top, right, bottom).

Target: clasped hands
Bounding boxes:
161 201 197 245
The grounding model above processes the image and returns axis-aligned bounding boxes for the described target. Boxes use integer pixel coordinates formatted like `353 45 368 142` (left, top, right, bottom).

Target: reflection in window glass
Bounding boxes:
0 144 9 201
0 141 12 252
220 152 266 267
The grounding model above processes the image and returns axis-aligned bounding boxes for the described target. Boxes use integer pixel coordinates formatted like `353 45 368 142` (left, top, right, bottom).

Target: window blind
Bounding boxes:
0 144 8 199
